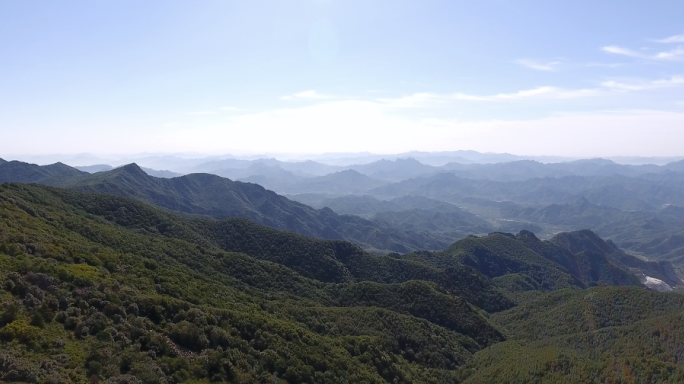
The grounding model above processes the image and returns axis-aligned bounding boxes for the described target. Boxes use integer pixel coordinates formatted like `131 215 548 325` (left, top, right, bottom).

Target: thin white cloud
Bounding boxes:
655 34 684 43
377 74 684 109
515 59 560 71
601 76 684 91
585 62 624 68
377 86 598 108
602 45 642 57
602 45 684 60
280 90 331 100
655 47 684 59
450 93 492 101
492 87 597 100
376 93 480 108
221 106 240 111
188 111 217 115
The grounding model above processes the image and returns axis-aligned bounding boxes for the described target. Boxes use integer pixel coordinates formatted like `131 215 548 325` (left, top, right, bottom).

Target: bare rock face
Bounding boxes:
643 276 673 292
636 272 674 292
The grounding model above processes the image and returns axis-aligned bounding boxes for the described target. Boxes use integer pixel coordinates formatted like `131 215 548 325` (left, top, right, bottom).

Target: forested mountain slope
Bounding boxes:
0 183 502 383
0 161 452 253
550 229 682 287
1 183 684 383
0 160 87 186
459 288 684 383
69 164 452 253
6 158 684 272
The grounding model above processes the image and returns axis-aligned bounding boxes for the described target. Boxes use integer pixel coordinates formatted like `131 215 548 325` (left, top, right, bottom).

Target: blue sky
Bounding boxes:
1 0 684 157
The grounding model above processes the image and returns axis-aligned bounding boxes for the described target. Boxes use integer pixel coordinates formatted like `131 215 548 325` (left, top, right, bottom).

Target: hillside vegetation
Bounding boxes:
0 161 456 253
10 157 684 271
1 182 684 383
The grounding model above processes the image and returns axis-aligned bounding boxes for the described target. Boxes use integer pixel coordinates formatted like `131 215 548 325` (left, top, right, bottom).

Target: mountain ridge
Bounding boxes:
1 182 683 382
1 162 449 253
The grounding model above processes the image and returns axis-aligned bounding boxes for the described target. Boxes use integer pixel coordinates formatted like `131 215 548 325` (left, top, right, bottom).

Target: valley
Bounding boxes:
5 2 683 382
2 154 684 382
7 155 684 270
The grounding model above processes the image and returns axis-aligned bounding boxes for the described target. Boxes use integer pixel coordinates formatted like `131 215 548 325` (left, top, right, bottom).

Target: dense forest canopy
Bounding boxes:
0 181 683 383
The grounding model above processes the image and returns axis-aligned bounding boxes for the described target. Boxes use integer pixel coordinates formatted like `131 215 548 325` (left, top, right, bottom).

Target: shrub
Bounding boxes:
170 321 209 352
0 318 41 346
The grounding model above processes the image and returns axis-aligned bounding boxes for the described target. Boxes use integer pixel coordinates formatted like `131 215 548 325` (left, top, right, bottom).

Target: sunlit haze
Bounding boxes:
2 0 684 157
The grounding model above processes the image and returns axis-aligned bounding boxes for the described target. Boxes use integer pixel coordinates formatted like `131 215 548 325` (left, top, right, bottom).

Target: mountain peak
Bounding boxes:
550 229 615 257
569 158 617 166
44 162 82 172
118 163 146 173
336 169 365 176
516 230 540 242
573 196 592 208
109 163 153 179
396 157 423 165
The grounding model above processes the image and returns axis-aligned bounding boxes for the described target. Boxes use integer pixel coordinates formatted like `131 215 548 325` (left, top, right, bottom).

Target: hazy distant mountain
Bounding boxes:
192 158 341 177
349 158 439 181
276 170 390 194
634 229 684 266
574 184 657 211
314 150 574 166
509 197 649 228
135 154 684 184
369 172 684 208
661 159 684 172
608 156 684 166
76 164 181 178
372 208 490 236
305 195 476 215
438 159 671 182
191 158 281 173
197 157 437 182
298 194 493 239
278 160 344 176
193 163 309 192
110 155 227 173
301 195 403 216
75 164 114 173
392 152 475 166
238 170 305 191
12 150 684 173
548 158 660 177
441 160 573 181
140 167 183 178
212 163 304 180
64 164 449 252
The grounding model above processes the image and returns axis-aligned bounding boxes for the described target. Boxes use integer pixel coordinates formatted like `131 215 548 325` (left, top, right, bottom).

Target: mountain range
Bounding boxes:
180 156 684 185
1 181 683 383
0 160 458 253
6 156 684 270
